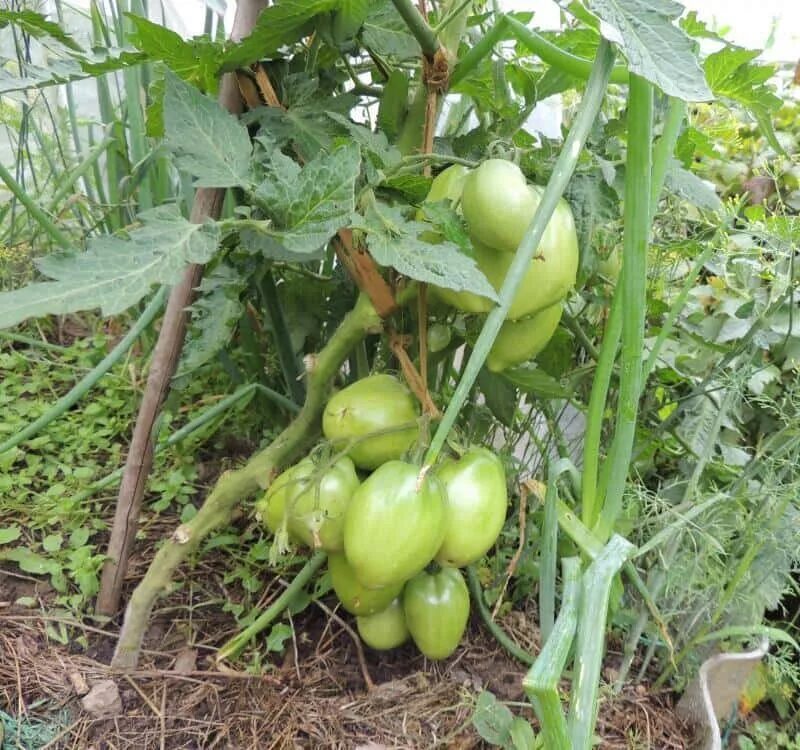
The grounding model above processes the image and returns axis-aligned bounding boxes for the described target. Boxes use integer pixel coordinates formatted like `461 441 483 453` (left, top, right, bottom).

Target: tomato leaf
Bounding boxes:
584 0 712 101
252 142 361 256
220 0 339 71
126 14 220 92
163 70 253 188
499 365 570 399
362 0 421 59
352 200 498 300
0 9 83 52
0 206 219 328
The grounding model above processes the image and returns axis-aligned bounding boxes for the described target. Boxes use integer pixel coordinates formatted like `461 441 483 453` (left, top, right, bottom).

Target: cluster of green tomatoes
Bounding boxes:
256 373 508 660
426 158 580 371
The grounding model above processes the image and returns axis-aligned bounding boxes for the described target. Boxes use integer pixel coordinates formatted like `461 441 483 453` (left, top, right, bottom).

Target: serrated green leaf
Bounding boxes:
220 0 339 71
352 201 498 300
243 74 356 162
126 14 221 92
704 47 783 154
0 10 83 52
0 206 219 328
418 201 472 252
252 142 361 255
177 265 246 378
327 112 402 170
381 173 432 203
664 159 722 212
584 0 711 101
163 70 252 188
362 1 421 59
499 365 569 399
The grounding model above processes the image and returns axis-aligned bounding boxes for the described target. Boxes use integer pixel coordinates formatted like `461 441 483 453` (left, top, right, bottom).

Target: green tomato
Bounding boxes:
322 374 420 470
434 448 508 567
356 598 410 650
427 322 452 353
461 159 538 254
486 300 564 372
261 456 359 552
328 552 403 616
403 566 470 660
344 460 446 588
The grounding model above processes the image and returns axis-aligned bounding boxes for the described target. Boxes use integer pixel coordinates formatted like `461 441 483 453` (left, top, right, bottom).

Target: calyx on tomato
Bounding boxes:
434 447 508 567
328 552 403 616
403 566 470 660
322 374 419 471
486 300 563 372
343 460 445 589
259 455 359 552
356 598 409 650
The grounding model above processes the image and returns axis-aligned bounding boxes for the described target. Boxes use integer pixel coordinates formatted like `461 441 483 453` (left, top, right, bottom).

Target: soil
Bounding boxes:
0 532 691 750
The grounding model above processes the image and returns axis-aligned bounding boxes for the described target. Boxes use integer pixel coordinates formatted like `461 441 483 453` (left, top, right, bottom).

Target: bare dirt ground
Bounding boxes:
0 542 690 750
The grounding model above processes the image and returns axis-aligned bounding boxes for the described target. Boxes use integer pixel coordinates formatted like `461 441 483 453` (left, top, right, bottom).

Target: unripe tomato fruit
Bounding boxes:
322 374 419 470
259 456 359 552
486 300 563 372
328 552 403 616
427 322 452 353
434 448 508 567
461 159 538 254
356 598 410 650
403 567 470 660
344 460 446 589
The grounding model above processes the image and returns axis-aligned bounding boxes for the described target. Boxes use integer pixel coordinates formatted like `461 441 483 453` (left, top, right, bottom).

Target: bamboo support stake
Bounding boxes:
96 0 268 617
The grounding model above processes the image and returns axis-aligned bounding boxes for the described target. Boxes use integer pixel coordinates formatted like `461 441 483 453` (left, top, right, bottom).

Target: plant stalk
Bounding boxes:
594 75 654 542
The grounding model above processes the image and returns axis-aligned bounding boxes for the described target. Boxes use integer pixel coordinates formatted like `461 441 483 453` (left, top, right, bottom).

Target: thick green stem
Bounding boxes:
567 535 634 749
523 557 581 750
594 76 654 543
217 551 327 661
424 39 616 468
580 295 622 529
540 458 578 644
0 287 168 456
582 95 685 530
0 159 73 251
466 566 534 666
112 295 381 669
650 98 687 210
450 15 627 89
390 0 440 58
